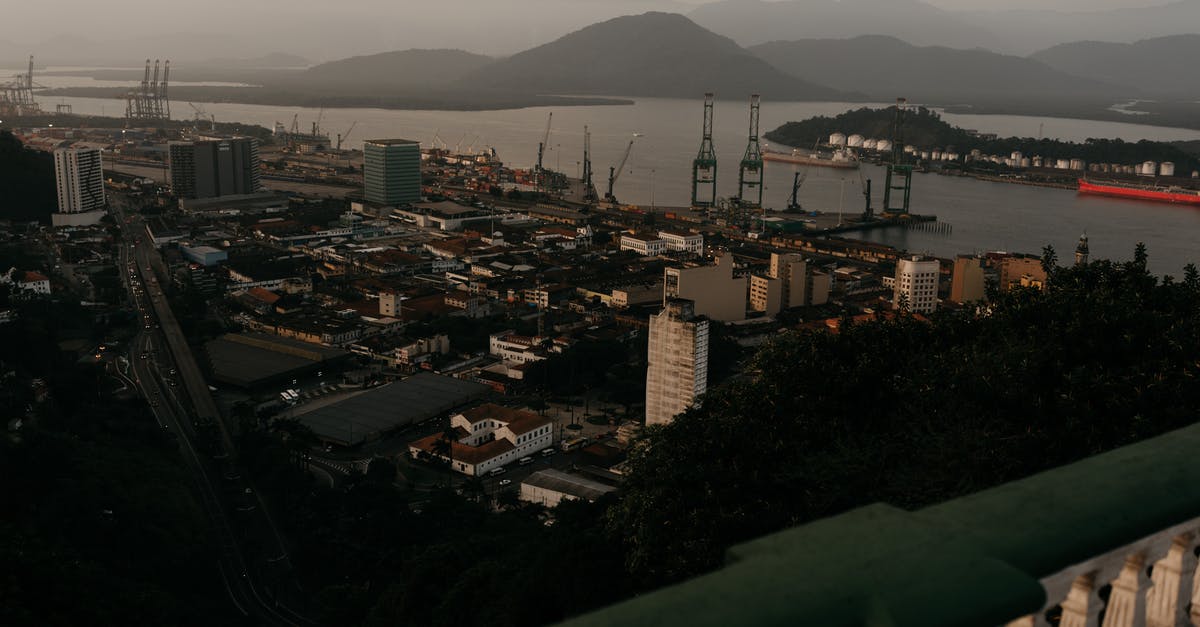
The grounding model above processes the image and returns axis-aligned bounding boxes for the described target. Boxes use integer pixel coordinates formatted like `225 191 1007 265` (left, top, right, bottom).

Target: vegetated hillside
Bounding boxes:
1031 34 1200 96
0 131 56 223
199 52 310 68
300 49 494 89
750 35 1124 103
612 253 1200 584
459 12 850 100
690 0 1006 52
764 106 1200 173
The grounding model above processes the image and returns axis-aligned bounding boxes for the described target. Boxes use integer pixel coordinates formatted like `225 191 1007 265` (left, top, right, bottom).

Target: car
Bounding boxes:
498 479 512 487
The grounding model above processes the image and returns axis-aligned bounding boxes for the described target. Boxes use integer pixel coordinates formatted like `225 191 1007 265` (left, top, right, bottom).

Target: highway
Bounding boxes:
114 198 317 626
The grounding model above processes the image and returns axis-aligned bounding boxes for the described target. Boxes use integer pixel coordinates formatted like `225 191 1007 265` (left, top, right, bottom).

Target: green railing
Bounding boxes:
559 422 1200 627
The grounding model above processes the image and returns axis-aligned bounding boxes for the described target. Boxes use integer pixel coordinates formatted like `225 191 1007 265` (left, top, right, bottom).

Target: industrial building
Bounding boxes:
169 137 262 199
520 469 617 507
204 332 351 390
645 299 709 426
52 147 106 224
181 244 228 267
364 139 421 206
294 372 489 447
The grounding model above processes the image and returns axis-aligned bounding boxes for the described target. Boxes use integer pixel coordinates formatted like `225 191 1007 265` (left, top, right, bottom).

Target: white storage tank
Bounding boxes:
932 150 942 161
1159 162 1175 177
1020 157 1032 168
1055 159 1071 170
829 133 847 146
920 151 931 160
1032 156 1044 168
863 138 878 150
1070 159 1085 171
876 140 892 153
847 134 864 147
1142 161 1157 175
1010 151 1023 162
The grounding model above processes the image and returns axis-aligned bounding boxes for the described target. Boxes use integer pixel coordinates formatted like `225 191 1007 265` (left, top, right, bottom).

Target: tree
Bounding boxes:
1041 244 1058 275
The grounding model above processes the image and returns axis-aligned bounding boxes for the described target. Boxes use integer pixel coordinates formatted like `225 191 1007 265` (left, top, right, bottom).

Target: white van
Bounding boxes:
488 467 507 477
518 456 534 466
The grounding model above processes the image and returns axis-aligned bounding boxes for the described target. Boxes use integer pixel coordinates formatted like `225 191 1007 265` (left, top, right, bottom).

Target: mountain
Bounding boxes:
749 36 1125 103
1030 35 1200 97
953 1 1200 56
458 12 849 100
690 0 1008 53
301 49 493 89
199 53 309 69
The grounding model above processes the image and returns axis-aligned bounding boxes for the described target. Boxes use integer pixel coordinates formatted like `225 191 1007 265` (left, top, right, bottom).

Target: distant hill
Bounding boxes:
301 49 493 89
458 12 850 100
749 36 1125 103
1031 35 1200 97
954 1 1200 56
691 0 1007 52
200 52 309 69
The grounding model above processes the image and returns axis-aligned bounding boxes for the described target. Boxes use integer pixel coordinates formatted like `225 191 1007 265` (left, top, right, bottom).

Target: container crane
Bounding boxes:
536 112 552 191
312 106 325 136
605 137 637 203
336 121 357 151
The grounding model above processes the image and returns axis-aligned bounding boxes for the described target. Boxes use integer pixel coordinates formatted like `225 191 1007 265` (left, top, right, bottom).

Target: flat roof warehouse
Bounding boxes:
290 372 489 446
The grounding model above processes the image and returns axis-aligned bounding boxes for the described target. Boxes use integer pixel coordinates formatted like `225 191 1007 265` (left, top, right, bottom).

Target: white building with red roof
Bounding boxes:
409 403 555 476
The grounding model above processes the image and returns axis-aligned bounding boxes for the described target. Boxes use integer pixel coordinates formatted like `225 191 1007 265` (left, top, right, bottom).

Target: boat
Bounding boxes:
763 144 859 170
1077 178 1200 205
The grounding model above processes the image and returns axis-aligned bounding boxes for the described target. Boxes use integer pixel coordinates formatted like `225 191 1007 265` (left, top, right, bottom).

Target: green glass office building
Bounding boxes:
363 139 421 206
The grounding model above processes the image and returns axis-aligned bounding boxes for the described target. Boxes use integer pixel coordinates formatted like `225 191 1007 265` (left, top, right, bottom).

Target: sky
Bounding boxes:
0 0 1188 64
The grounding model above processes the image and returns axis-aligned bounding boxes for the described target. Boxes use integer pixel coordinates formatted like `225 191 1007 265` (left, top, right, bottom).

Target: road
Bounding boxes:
113 196 317 626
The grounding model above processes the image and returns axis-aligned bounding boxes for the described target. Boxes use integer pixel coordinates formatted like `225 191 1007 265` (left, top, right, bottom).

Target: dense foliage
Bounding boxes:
765 106 1200 174
610 251 1200 585
0 131 57 223
0 300 235 626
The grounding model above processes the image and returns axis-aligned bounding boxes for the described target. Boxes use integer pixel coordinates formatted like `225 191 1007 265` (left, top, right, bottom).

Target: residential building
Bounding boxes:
749 253 830 315
379 291 401 317
664 253 746 321
612 282 663 308
658 229 704 254
53 147 105 220
364 139 421 206
408 404 555 476
893 256 940 313
645 299 709 426
999 256 1048 291
9 270 50 295
950 256 986 304
520 469 617 507
169 137 261 199
620 233 668 256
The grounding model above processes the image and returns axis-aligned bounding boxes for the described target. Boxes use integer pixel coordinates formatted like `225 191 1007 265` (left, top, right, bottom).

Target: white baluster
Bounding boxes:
1102 553 1148 627
1146 533 1196 627
1062 572 1102 627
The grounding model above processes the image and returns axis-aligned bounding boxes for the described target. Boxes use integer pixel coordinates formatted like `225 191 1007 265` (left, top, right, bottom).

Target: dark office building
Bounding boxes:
169 137 262 199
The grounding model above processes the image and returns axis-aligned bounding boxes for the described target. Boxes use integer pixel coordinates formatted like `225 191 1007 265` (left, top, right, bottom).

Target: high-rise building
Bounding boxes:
169 137 261 199
893 256 940 313
664 253 746 321
645 299 709 426
53 147 105 214
949 256 986 304
364 139 421 206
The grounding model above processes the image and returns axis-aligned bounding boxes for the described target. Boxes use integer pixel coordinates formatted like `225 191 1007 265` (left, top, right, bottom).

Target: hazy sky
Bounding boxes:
0 0 1187 64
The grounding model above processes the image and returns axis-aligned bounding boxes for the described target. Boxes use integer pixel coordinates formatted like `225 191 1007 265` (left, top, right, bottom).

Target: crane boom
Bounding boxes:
606 138 636 202
336 121 358 151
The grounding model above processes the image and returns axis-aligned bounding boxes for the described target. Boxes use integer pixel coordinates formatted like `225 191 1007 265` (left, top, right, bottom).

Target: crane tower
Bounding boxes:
881 97 913 216
691 93 717 208
737 94 763 209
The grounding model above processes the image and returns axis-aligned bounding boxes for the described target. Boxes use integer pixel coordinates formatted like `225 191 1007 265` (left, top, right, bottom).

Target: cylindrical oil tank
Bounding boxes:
1159 162 1175 177
847 134 864 147
829 133 847 146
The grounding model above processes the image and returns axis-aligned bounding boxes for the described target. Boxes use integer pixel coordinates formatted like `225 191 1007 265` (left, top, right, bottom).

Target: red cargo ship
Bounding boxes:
1078 178 1200 205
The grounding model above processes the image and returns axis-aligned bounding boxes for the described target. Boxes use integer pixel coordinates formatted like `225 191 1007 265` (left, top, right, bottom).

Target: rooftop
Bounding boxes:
365 138 420 146
522 469 617 501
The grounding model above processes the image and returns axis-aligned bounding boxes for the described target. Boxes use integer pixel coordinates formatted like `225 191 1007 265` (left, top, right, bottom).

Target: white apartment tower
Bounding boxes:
894 256 941 313
54 147 105 214
645 299 710 426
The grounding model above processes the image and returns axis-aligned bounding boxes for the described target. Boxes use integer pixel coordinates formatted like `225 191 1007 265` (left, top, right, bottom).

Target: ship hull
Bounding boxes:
764 152 859 169
1078 179 1200 205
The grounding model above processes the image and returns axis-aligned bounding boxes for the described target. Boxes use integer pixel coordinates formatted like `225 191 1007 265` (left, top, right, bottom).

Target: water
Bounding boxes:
17 77 1200 274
